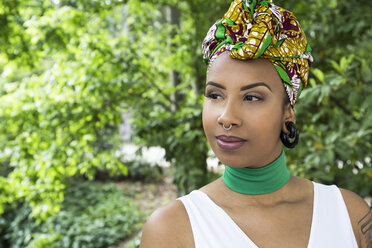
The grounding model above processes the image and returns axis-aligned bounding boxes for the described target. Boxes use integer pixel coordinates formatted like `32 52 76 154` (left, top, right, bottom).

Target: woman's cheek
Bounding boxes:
203 104 220 136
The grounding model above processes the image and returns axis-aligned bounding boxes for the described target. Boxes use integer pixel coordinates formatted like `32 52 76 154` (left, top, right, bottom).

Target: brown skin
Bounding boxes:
140 53 371 248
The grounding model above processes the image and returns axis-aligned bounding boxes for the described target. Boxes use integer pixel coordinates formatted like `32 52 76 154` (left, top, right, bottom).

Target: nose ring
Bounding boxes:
222 124 232 131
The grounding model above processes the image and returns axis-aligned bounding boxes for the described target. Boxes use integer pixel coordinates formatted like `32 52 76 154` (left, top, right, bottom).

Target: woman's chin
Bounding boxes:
217 157 249 168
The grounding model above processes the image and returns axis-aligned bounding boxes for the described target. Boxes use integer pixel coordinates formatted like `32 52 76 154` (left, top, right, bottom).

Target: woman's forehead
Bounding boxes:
207 53 282 90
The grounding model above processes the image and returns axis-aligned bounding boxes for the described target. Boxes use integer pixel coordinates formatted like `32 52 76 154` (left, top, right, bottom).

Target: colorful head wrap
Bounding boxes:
202 0 313 105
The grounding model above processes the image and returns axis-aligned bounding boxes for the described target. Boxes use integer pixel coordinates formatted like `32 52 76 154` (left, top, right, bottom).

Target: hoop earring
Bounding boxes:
280 122 299 149
222 124 232 131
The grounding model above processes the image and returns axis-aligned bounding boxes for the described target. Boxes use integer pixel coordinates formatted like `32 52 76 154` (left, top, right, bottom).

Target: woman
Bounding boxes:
140 0 371 247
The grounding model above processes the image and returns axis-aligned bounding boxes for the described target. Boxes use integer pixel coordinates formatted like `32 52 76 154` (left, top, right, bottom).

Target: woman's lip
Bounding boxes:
216 135 247 142
216 136 247 150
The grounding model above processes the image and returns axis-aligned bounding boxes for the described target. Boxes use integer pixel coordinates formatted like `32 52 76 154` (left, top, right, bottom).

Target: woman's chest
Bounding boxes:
224 201 314 248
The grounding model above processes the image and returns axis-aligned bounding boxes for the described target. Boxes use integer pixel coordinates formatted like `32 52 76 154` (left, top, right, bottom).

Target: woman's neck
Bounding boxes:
222 149 291 195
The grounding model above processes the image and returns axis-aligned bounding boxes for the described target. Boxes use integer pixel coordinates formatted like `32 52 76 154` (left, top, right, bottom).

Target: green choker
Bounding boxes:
222 150 290 195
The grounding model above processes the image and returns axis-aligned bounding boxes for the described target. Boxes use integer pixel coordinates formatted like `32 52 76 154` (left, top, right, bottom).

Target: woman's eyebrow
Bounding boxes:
206 81 272 92
206 81 226 89
241 82 272 92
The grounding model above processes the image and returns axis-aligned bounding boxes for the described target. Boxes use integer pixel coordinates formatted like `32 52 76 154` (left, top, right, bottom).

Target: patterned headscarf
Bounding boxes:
202 0 313 105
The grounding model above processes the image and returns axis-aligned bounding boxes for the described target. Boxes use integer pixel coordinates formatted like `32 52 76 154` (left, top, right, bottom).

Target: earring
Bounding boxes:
280 122 299 148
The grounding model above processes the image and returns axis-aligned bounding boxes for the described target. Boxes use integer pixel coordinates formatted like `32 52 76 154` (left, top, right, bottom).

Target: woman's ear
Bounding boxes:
282 104 296 133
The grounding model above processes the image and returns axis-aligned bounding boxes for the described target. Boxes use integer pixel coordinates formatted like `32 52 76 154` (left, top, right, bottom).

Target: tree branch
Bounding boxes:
141 73 176 110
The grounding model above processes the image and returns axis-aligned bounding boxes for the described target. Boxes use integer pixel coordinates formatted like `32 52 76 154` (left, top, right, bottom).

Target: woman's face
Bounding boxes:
203 53 294 168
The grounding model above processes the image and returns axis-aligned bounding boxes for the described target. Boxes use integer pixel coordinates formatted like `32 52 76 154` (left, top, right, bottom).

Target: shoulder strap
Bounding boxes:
307 182 358 248
178 190 258 248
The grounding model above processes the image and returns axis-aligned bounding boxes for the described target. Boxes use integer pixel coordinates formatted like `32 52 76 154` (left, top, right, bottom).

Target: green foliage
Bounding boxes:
0 0 130 217
282 0 372 196
93 159 164 182
125 160 163 182
125 231 142 248
0 181 143 248
281 0 372 69
288 56 372 196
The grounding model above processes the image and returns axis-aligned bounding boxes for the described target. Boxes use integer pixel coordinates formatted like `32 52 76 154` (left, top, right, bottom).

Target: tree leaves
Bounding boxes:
0 0 131 218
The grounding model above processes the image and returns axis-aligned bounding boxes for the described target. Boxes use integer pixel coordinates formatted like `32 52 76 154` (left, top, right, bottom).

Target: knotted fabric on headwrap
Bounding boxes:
202 0 313 105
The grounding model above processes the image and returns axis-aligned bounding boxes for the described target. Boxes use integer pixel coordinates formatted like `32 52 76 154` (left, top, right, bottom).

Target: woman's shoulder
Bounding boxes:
140 198 194 248
339 188 371 248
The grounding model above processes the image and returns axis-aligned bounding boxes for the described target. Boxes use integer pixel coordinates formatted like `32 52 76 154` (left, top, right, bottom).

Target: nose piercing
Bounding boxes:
222 124 232 131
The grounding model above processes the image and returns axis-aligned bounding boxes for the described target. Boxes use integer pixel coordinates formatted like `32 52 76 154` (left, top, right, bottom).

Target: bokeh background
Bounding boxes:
0 0 371 247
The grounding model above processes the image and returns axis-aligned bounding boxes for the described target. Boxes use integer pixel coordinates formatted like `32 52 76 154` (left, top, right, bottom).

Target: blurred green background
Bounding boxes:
0 0 371 247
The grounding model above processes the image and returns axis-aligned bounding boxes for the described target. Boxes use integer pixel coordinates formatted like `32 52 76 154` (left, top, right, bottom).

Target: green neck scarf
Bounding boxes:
222 150 290 195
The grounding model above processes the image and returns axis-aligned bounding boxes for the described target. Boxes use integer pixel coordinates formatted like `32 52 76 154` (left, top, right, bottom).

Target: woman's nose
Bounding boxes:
217 100 242 128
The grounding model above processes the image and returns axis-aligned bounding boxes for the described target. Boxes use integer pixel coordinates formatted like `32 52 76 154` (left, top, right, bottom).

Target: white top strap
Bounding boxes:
308 182 358 248
178 190 258 248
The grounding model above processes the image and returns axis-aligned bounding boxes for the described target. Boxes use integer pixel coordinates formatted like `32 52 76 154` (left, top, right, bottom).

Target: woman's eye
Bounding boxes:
244 95 261 101
205 92 222 100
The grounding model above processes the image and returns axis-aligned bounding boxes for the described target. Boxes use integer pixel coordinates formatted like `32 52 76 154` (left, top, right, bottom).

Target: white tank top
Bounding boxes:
178 182 358 248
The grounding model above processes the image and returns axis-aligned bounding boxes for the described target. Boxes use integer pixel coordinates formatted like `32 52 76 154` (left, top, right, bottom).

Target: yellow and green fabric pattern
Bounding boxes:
202 0 313 105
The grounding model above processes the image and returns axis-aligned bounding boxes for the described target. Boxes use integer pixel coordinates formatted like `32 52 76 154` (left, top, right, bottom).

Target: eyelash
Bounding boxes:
204 92 262 102
204 92 222 100
244 95 261 101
